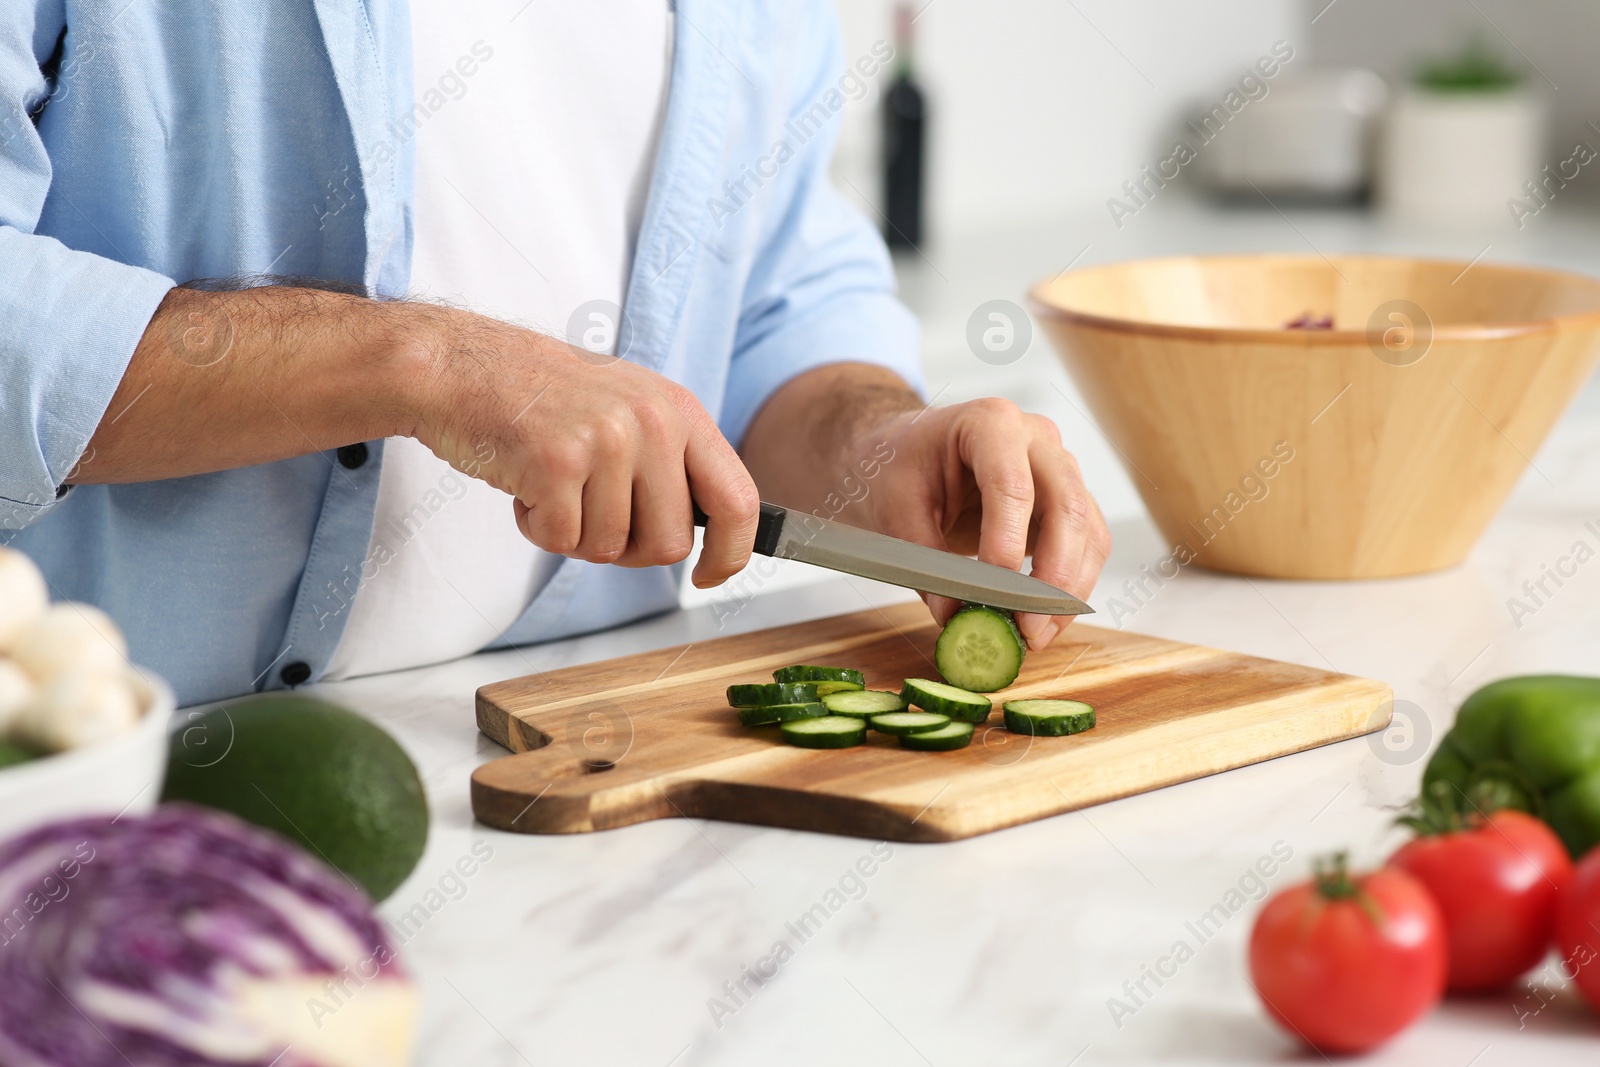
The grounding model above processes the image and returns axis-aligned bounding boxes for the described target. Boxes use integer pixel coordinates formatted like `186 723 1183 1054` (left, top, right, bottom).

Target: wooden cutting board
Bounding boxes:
471 603 1391 842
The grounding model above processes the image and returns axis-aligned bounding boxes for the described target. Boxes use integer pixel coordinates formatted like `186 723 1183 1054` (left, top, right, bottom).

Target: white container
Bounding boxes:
0 669 173 843
1379 86 1546 224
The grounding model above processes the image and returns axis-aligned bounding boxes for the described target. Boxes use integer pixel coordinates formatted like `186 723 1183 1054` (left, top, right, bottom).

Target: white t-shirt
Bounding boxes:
325 0 673 680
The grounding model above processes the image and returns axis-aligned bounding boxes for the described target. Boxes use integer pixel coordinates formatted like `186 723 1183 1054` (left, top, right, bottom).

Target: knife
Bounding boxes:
694 502 1093 616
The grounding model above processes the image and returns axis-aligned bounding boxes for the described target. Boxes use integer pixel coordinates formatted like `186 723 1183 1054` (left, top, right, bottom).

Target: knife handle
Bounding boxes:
692 500 787 557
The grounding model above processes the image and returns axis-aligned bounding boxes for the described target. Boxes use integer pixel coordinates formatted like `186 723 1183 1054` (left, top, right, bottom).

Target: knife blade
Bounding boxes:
695 502 1093 616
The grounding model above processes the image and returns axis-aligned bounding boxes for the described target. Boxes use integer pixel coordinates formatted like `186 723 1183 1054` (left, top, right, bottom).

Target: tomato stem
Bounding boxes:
1312 851 1360 899
1312 851 1389 927
1396 781 1470 837
1399 767 1545 839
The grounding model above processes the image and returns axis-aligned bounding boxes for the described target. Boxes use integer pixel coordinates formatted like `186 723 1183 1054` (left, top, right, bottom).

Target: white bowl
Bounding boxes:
0 668 174 843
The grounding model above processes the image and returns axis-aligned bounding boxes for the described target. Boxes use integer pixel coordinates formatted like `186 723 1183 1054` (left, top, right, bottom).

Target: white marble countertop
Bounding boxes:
311 199 1600 1065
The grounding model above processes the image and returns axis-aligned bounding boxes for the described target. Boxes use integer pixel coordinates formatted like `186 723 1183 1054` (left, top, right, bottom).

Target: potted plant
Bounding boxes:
1378 36 1546 225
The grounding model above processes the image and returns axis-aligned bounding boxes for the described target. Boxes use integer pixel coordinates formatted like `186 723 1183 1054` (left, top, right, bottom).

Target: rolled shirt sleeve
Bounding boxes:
0 4 175 529
717 2 923 449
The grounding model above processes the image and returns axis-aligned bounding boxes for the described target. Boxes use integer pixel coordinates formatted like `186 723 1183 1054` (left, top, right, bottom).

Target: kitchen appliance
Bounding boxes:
1194 68 1388 200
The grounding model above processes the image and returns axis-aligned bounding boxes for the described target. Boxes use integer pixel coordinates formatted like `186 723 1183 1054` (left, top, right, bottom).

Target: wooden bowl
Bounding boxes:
1030 254 1600 579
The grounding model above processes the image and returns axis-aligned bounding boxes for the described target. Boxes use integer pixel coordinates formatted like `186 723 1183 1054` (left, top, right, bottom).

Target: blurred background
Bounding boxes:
688 0 1600 609
831 0 1600 233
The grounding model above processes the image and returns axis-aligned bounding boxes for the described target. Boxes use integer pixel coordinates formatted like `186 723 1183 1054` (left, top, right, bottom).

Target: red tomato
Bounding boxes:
1389 810 1573 992
1554 846 1600 1011
1249 857 1446 1054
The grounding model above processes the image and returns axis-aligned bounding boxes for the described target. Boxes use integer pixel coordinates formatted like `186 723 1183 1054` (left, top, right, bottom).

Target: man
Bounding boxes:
0 0 1110 706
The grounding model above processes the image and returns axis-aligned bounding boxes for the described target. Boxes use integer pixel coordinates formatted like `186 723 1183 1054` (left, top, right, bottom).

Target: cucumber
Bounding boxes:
1003 699 1095 737
773 666 865 696
934 605 1025 692
900 678 992 724
869 711 951 736
727 682 820 708
899 721 975 751
781 715 868 749
737 701 827 727
821 690 907 717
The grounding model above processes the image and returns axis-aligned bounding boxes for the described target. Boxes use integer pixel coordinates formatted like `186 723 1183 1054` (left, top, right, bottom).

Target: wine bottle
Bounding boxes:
882 3 926 248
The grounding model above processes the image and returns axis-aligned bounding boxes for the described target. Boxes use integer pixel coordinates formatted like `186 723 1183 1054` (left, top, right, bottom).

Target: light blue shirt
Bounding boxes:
0 0 920 705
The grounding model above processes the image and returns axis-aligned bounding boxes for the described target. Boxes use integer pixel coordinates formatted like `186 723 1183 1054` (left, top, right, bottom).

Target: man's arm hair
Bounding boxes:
76 285 430 484
740 362 921 514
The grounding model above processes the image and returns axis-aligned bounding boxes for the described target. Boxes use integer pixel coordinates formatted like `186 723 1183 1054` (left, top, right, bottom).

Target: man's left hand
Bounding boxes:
742 364 1111 650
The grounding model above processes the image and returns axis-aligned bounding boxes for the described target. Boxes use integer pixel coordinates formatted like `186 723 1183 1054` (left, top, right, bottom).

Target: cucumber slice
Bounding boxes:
773 666 866 696
773 665 864 684
738 701 827 727
899 721 975 751
900 678 993 724
869 711 952 736
934 605 1025 693
781 715 868 748
727 682 820 708
821 690 907 717
1003 699 1096 736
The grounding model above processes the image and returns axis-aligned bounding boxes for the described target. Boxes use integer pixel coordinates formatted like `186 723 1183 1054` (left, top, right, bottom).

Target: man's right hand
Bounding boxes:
83 286 762 588
402 307 760 587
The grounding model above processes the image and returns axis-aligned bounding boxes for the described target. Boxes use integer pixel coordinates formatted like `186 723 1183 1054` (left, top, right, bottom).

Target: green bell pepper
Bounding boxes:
1421 733 1472 793
1550 770 1600 860
1425 675 1600 857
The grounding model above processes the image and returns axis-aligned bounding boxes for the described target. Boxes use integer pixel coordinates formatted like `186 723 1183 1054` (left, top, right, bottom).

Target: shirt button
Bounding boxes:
336 443 369 469
280 661 312 687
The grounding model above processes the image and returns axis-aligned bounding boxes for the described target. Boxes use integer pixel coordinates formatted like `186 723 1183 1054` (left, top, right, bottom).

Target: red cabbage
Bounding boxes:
0 804 414 1066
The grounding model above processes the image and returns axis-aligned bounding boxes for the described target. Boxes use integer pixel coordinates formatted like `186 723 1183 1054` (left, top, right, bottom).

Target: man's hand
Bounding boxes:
83 287 762 587
742 364 1111 650
404 309 760 587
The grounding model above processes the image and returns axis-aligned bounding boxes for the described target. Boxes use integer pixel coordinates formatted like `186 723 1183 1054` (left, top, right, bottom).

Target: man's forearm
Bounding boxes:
739 362 923 514
77 286 428 484
74 283 765 583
